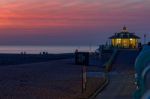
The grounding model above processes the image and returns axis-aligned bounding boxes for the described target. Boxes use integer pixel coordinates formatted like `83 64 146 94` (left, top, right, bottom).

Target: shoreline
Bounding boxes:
0 53 74 66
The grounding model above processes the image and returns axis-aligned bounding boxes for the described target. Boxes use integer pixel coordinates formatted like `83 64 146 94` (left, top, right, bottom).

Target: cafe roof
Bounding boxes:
109 26 140 39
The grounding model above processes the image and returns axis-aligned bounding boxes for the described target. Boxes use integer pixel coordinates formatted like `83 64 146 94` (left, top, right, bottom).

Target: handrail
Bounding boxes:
141 90 150 99
135 45 150 76
134 64 150 99
104 48 118 72
141 64 150 80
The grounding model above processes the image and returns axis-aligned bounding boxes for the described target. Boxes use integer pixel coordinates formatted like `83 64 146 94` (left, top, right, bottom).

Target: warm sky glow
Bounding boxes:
0 0 150 45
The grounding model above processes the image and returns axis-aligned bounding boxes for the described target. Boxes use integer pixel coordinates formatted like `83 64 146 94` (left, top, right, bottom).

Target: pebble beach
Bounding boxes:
0 54 105 99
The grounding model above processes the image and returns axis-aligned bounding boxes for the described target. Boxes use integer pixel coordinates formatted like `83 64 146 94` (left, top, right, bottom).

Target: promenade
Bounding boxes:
95 50 139 99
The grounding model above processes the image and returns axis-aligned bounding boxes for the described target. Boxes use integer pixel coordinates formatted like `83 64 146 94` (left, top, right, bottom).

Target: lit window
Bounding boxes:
117 39 121 43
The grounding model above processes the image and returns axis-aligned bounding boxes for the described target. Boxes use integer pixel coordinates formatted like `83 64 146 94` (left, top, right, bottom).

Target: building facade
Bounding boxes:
109 26 140 48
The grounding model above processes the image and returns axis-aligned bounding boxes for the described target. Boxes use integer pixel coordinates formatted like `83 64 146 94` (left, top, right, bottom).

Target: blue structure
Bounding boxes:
142 90 150 99
134 45 150 99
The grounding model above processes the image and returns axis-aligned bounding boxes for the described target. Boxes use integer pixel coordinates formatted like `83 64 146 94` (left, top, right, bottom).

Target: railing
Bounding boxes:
134 45 150 99
104 48 118 72
134 64 150 99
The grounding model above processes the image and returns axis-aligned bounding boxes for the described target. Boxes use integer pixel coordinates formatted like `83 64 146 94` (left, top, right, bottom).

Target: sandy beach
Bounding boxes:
0 53 106 99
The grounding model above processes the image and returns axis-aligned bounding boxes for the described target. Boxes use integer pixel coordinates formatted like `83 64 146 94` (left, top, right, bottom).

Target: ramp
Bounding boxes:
95 49 139 99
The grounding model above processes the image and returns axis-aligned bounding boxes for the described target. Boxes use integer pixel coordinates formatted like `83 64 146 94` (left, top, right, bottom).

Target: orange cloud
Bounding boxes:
0 0 149 29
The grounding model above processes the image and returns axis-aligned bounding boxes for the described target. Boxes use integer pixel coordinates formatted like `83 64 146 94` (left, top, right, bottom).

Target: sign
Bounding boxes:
75 52 89 66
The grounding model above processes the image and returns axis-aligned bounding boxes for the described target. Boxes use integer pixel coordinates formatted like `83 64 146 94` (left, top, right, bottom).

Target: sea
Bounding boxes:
0 46 98 54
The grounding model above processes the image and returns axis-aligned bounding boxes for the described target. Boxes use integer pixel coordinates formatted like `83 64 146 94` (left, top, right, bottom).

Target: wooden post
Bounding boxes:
82 65 87 93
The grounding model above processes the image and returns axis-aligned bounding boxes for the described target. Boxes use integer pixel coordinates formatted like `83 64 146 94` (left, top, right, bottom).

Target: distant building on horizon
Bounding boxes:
109 26 140 48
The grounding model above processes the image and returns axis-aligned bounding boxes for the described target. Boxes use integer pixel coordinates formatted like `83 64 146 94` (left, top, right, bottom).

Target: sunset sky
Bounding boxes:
0 0 150 45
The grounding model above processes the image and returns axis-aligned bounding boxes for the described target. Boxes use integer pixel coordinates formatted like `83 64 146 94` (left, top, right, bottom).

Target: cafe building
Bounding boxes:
109 26 140 48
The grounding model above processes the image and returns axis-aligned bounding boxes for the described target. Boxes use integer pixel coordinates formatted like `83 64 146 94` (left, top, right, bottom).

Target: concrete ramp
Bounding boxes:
95 49 139 99
112 49 139 72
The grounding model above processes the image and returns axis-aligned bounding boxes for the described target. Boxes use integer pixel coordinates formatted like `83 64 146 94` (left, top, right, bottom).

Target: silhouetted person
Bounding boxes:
138 42 142 52
148 42 150 46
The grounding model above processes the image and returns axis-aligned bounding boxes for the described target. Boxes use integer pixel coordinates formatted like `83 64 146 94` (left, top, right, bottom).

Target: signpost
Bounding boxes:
74 51 89 93
82 65 87 93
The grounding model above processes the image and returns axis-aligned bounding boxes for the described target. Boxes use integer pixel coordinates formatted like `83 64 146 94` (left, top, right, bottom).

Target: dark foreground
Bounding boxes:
0 53 106 99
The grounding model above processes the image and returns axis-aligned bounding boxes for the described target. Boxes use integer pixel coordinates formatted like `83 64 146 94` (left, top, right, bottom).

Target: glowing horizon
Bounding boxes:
0 0 149 45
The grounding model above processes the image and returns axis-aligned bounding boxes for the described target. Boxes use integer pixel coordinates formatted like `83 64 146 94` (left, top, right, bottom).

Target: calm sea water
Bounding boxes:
0 46 98 54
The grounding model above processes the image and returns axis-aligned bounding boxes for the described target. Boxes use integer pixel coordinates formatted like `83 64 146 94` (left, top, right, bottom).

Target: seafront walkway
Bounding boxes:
95 49 139 99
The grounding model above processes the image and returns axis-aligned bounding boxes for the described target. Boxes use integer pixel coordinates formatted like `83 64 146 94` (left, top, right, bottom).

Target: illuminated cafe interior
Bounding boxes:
109 26 140 48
